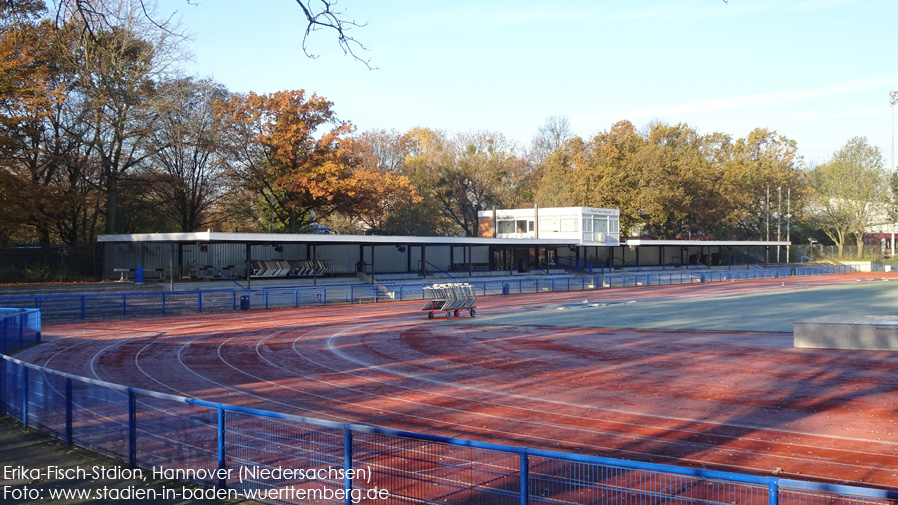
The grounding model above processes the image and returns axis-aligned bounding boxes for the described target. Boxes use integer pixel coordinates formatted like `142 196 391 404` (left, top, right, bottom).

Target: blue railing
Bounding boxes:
0 265 860 322
1 312 895 504
0 308 41 354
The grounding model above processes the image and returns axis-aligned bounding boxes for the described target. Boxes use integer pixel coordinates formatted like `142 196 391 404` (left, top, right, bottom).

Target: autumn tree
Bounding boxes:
341 129 421 232
59 0 184 234
218 90 416 233
809 137 889 258
140 77 228 232
412 130 528 237
725 128 805 240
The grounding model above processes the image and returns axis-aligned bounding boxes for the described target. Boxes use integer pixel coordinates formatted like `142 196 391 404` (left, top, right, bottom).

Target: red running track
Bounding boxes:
13 274 898 488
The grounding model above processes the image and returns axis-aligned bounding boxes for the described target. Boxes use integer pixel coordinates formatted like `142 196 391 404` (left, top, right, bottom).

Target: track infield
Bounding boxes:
11 273 898 488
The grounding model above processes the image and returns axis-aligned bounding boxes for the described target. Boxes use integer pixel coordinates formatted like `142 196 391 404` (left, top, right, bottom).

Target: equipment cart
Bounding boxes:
422 283 477 319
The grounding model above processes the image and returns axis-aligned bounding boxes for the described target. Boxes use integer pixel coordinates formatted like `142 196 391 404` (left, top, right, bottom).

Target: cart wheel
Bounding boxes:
469 309 476 317
445 312 452 320
454 310 460 317
428 311 434 319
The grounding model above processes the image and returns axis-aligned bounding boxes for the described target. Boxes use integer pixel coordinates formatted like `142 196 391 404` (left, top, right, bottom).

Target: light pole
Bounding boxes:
891 91 897 171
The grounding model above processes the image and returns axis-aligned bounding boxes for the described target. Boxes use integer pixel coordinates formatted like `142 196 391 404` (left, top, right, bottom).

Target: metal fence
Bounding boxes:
0 265 861 322
1 347 896 505
0 308 41 354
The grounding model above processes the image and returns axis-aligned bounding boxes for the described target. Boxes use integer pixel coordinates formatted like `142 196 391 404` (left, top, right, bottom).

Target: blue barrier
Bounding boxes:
0 308 40 354
0 265 860 322
1 347 896 504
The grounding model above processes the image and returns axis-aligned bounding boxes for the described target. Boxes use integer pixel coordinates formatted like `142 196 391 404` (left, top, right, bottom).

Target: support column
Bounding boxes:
245 243 252 290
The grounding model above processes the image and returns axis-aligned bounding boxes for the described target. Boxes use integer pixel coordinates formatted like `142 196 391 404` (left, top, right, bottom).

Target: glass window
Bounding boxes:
529 221 535 232
560 218 578 232
539 218 558 232
609 219 619 233
516 220 529 233
594 218 608 233
584 218 593 232
498 220 515 233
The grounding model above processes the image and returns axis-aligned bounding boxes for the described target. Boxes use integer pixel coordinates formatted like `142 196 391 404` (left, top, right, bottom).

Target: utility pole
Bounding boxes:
787 188 791 263
777 187 782 263
765 185 770 264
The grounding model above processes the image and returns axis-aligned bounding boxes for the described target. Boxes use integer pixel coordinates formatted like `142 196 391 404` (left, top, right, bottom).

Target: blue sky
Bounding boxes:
157 0 898 165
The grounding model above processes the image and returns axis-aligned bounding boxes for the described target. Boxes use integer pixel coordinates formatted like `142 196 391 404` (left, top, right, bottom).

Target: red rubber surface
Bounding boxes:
15 273 898 488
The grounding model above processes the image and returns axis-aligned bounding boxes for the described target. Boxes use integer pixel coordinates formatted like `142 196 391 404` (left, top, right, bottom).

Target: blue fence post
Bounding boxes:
344 426 353 505
1 318 6 354
18 313 23 348
122 294 127 316
0 358 5 412
21 364 28 427
128 389 136 468
217 406 226 489
161 293 166 315
519 449 529 505
65 378 73 447
198 292 203 313
769 479 779 505
232 291 236 311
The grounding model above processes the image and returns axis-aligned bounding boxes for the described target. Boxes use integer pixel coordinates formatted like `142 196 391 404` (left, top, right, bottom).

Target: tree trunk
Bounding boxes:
105 174 117 235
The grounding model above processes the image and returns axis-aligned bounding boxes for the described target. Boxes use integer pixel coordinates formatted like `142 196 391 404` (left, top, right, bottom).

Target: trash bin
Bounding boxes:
502 283 510 295
239 295 250 311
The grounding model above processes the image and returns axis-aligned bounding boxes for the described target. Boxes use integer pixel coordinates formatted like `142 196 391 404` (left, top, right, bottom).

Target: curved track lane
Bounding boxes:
15 274 898 488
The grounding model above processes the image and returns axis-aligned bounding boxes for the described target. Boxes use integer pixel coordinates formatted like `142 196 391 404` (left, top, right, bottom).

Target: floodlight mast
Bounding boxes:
891 91 897 173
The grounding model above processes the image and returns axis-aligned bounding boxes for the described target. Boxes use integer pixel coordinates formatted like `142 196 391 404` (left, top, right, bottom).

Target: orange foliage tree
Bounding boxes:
216 90 416 232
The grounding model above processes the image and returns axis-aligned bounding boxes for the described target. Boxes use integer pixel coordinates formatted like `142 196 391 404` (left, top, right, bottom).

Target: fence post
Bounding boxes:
18 313 23 348
123 294 127 316
21 364 28 427
128 389 136 468
519 449 529 505
217 406 226 489
232 291 237 311
344 426 353 505
198 292 203 313
81 296 86 320
0 358 5 412
769 479 779 505
65 378 73 447
161 293 166 316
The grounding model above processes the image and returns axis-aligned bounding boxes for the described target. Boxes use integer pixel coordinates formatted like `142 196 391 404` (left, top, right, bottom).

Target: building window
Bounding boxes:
539 218 559 233
498 220 515 234
594 218 608 233
560 218 578 232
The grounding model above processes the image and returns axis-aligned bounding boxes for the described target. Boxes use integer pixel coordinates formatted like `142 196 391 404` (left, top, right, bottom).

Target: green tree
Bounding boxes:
809 137 889 258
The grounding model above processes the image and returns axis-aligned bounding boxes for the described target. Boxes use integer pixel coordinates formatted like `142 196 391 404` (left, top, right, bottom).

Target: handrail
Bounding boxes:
801 256 827 267
203 265 248 291
826 255 847 265
419 260 460 282
611 257 644 272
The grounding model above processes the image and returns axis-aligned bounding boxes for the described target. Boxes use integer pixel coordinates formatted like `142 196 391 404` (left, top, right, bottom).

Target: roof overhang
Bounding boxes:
625 239 792 247
97 232 792 248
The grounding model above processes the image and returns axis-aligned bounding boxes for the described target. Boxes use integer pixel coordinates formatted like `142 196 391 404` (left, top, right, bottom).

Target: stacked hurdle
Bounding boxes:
422 283 477 319
250 259 330 278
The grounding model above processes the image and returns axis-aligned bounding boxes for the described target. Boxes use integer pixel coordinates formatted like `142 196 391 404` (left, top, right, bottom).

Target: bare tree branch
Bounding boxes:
293 0 372 68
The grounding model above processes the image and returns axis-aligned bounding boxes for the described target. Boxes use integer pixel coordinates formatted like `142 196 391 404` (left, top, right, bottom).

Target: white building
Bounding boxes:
478 207 621 245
